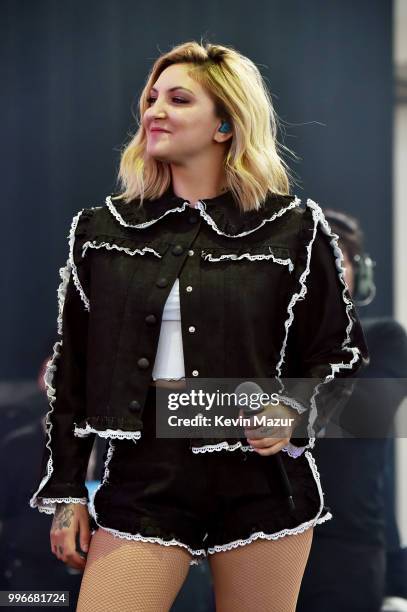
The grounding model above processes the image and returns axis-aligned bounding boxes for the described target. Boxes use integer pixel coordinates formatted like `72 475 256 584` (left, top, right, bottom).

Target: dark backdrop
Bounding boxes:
2 0 393 379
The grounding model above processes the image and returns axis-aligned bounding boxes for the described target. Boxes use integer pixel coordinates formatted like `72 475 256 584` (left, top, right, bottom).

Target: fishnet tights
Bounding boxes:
209 527 314 612
76 528 192 611
76 526 313 612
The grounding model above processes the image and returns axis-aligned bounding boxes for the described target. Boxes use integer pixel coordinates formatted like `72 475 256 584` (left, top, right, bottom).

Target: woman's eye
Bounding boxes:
146 96 188 105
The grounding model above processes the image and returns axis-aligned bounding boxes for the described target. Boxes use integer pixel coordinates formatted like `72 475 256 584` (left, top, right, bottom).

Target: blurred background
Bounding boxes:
1 0 406 610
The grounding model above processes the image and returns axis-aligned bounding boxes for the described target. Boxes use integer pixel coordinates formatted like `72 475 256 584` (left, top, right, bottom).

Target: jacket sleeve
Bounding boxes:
28 208 96 514
278 199 370 456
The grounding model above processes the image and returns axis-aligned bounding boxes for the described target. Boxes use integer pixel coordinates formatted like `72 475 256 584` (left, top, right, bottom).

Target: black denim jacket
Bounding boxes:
29 185 369 514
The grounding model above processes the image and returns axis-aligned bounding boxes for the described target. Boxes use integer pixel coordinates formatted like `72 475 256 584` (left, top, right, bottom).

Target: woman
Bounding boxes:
29 41 369 611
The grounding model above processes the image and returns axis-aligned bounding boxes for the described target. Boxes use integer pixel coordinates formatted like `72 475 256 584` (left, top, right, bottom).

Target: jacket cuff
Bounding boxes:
281 441 308 458
276 395 313 458
29 482 90 514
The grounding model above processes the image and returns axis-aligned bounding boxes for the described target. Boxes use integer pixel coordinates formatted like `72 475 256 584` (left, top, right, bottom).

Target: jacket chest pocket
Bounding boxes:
82 234 171 305
200 243 294 272
199 242 296 324
82 234 171 261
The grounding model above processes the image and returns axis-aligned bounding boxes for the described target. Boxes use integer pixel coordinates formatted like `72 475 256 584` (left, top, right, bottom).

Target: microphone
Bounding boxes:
234 381 296 513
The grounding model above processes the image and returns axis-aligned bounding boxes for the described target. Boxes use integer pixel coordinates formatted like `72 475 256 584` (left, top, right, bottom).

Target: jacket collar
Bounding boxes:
105 183 301 237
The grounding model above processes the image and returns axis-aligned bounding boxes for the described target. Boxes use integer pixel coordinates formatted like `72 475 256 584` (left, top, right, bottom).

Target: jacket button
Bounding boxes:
137 357 150 369
186 286 193 292
145 314 157 325
188 250 194 256
192 370 199 376
156 277 168 288
129 399 141 413
172 244 184 256
188 215 199 224
188 326 195 333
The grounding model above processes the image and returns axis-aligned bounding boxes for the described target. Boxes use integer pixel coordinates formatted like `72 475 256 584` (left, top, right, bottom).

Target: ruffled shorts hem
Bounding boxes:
90 506 332 567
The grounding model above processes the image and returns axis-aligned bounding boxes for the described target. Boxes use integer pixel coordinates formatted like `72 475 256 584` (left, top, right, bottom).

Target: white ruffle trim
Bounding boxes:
275 200 319 381
201 249 294 271
88 438 115 525
36 497 88 515
277 395 308 414
281 443 306 458
106 195 189 228
74 424 142 442
190 440 254 454
190 439 306 458
81 240 162 259
56 261 71 336
195 197 301 238
207 512 331 554
308 198 361 362
94 525 206 566
68 209 90 310
206 449 332 554
105 193 302 240
29 340 63 513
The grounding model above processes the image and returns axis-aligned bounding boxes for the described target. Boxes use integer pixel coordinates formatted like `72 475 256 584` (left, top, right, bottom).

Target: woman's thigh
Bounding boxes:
208 527 314 612
76 527 192 612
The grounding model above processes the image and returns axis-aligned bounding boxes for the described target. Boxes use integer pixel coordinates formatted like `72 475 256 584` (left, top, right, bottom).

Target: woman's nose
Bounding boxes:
150 99 167 117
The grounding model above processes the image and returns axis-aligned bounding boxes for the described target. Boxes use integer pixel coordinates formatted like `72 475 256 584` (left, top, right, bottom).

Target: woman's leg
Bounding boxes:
208 527 314 612
76 528 192 612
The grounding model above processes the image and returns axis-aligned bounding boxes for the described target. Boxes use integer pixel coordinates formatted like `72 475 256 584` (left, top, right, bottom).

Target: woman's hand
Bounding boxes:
239 402 302 456
50 503 91 571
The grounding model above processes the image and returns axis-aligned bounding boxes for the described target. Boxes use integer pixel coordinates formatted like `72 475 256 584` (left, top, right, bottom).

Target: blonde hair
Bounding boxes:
116 39 299 212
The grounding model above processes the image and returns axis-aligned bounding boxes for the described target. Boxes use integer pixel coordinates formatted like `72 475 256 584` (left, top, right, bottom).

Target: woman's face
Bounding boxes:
143 63 228 164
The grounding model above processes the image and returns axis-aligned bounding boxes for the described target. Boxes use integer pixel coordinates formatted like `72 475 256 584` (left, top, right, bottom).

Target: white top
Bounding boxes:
151 277 185 381
152 199 199 382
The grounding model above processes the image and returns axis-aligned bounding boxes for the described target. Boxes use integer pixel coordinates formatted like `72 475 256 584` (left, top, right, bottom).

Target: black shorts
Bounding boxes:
90 385 332 566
